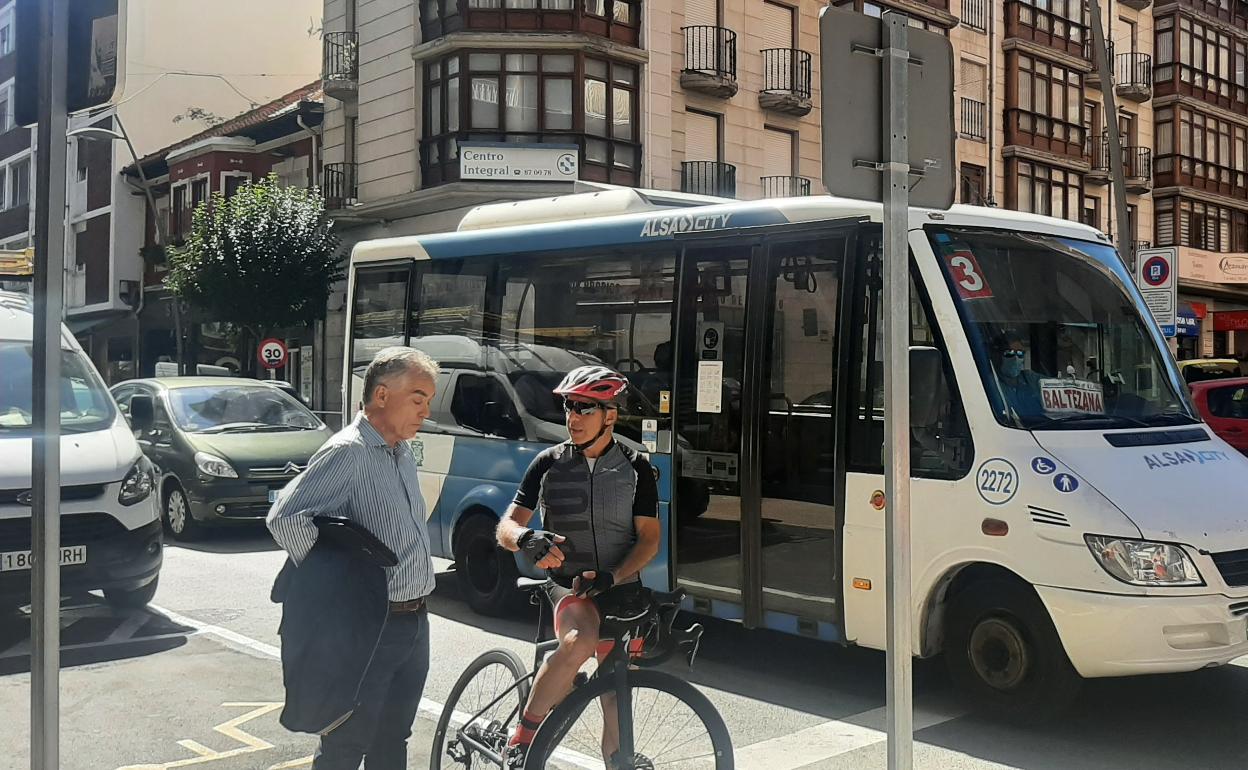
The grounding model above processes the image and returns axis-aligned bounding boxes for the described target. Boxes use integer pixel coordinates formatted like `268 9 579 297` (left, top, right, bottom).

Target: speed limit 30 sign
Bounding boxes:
258 338 289 370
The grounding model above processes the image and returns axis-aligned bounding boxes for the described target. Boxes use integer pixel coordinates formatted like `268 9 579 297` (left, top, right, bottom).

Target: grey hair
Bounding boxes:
363 347 440 404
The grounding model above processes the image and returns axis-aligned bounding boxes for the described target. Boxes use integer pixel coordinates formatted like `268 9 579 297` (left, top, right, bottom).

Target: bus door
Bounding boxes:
671 224 856 635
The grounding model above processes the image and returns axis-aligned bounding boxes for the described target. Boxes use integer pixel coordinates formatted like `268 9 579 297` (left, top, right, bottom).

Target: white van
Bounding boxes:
0 292 161 612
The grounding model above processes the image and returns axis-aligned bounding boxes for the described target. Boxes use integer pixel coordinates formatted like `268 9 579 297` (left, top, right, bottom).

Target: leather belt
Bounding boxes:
389 597 428 614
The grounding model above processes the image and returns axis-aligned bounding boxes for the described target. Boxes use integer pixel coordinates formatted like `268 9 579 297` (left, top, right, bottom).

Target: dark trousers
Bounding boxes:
313 610 430 770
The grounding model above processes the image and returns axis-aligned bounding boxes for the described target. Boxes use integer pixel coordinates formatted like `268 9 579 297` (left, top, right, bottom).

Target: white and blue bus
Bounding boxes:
344 188 1248 711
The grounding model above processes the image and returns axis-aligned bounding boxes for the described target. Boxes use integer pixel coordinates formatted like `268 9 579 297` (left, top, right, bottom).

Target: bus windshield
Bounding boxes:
928 226 1195 430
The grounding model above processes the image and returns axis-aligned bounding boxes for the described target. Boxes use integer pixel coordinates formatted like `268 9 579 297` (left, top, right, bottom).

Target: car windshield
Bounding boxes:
167 385 322 433
929 226 1195 430
1183 361 1242 384
0 341 116 433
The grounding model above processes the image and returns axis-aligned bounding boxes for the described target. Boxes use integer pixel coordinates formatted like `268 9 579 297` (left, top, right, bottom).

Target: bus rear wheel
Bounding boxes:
944 579 1082 721
454 513 520 616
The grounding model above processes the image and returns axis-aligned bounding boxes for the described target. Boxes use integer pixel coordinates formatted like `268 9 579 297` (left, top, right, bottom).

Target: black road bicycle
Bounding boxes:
431 578 734 770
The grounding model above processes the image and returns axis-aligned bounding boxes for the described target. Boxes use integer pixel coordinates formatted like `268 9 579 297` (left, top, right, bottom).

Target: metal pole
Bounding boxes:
881 12 913 770
1087 0 1133 267
31 0 71 767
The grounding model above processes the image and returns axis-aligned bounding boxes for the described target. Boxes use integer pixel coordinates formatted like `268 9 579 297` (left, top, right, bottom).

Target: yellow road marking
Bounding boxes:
115 702 283 770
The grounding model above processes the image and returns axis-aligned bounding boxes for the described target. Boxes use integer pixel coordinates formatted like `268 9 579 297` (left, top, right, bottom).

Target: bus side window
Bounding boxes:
847 242 972 478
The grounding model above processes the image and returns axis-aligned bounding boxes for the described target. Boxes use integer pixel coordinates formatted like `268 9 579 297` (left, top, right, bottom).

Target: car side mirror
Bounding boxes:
129 395 155 434
910 346 946 430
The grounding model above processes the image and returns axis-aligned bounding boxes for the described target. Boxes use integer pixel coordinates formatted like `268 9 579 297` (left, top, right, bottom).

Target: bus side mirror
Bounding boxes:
129 395 155 434
910 346 945 429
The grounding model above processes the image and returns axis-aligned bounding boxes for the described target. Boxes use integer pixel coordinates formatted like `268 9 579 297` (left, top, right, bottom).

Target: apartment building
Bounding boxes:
317 0 1248 404
0 0 322 378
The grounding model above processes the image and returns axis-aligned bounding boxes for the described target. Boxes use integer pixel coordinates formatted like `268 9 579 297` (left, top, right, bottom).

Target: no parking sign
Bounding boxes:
1135 247 1178 337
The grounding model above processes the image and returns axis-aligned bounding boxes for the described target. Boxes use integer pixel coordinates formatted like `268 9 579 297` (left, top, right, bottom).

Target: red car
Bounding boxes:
1191 376 1248 456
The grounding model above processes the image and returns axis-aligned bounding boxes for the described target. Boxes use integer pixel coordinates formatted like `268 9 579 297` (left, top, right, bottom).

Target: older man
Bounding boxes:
268 346 439 770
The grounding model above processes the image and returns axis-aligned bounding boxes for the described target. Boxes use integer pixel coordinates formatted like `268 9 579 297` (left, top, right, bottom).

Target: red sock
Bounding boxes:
509 711 544 747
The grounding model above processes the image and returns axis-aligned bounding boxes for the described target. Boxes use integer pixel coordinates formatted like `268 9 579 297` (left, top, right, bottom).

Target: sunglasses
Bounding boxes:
1002 350 1026 359
563 399 605 416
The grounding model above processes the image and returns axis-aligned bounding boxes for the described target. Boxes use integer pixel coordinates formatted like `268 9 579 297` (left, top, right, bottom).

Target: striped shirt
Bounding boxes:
267 413 435 602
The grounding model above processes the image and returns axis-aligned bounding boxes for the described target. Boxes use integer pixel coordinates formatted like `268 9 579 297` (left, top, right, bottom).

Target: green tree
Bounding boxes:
166 174 343 371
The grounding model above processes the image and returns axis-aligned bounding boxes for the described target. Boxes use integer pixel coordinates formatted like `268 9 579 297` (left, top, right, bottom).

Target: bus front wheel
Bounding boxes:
944 579 1082 720
454 513 520 617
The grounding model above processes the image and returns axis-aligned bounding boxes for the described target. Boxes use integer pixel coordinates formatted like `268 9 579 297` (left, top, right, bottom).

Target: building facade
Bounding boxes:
0 0 323 379
126 84 327 400
317 0 1248 407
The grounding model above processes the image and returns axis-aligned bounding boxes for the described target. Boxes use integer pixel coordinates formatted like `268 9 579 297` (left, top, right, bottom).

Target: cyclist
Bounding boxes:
496 365 661 767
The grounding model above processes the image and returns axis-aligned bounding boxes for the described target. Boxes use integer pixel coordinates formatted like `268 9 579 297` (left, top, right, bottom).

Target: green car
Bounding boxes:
110 377 333 540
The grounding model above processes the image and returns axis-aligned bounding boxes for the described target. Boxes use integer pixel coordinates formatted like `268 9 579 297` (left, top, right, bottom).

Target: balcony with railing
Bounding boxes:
1087 138 1152 193
681 161 736 197
960 97 986 141
1005 0 1088 60
681 26 738 98
961 0 988 31
1153 58 1247 112
323 32 359 102
1153 153 1248 199
322 162 358 210
761 175 812 197
1085 40 1112 90
1114 52 1152 102
759 49 812 116
1005 108 1086 160
420 0 640 46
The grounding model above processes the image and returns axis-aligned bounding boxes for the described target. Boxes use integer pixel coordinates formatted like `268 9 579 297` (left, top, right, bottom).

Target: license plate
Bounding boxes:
0 546 88 572
268 489 280 503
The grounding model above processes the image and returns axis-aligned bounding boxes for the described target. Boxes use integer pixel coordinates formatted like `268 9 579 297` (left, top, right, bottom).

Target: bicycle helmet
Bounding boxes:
553 365 629 405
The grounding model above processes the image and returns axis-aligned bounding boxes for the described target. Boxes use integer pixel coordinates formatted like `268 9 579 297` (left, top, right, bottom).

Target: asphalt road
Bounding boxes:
2 528 1248 770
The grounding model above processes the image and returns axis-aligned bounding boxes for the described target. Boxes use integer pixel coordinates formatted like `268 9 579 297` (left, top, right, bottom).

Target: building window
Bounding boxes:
1159 196 1247 252
960 162 987 205
171 184 187 240
0 81 12 133
0 6 13 57
9 156 28 208
422 0 638 45
1081 195 1100 229
190 177 208 208
1011 53 1085 151
421 50 639 186
1155 14 1248 107
223 174 250 198
1010 159 1082 221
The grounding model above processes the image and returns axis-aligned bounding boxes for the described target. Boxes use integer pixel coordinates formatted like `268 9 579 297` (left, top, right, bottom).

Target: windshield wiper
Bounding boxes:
1141 410 1198 426
1036 412 1151 429
198 422 269 434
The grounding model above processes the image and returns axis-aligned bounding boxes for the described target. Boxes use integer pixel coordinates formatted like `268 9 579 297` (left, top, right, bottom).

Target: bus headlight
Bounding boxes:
1085 535 1204 587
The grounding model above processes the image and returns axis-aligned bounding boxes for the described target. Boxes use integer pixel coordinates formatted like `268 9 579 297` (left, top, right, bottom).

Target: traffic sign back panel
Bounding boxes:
819 6 955 209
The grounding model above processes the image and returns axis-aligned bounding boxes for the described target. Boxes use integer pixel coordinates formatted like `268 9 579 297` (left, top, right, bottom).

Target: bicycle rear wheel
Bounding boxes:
432 648 531 770
524 669 733 770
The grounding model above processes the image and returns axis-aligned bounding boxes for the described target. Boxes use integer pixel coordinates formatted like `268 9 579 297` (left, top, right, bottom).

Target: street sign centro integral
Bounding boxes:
258 339 288 370
818 6 955 209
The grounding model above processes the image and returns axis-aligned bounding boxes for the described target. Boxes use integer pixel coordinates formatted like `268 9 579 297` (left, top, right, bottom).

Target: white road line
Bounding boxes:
732 699 967 769
152 604 283 659
152 606 626 769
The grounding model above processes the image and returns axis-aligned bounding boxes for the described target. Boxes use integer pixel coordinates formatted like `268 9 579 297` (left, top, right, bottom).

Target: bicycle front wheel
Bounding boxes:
524 669 733 770
432 648 530 770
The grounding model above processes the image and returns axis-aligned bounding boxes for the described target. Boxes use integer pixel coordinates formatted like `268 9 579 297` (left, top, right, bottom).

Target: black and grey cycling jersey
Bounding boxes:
512 440 658 583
